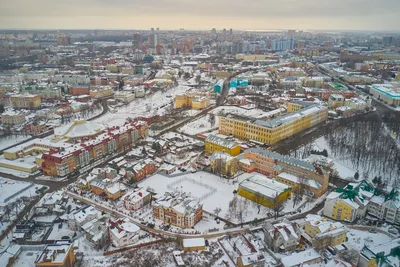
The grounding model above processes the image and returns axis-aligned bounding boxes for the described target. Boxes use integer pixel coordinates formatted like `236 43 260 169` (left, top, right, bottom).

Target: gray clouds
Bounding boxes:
0 0 399 30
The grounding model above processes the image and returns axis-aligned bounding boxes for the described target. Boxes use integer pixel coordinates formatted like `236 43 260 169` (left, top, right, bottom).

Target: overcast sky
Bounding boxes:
1 0 399 31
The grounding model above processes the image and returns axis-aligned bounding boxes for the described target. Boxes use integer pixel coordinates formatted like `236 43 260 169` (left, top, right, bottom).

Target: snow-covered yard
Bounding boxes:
0 135 32 151
0 177 40 206
178 114 218 135
94 85 190 127
346 228 393 251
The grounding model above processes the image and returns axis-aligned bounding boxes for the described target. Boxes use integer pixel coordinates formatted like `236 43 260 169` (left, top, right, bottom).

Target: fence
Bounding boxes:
3 183 35 203
103 239 163 256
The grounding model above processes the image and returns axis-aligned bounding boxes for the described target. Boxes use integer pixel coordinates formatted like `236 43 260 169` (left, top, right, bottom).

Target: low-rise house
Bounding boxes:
367 188 400 225
109 218 140 247
281 248 323 267
263 219 301 252
82 216 109 249
183 238 206 251
68 206 101 231
237 253 265 267
35 242 76 267
302 214 348 249
90 179 126 200
123 188 152 211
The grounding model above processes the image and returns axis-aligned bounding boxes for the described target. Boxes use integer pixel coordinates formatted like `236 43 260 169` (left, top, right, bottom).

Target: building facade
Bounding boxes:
152 192 203 228
205 134 240 156
219 103 328 145
10 94 41 109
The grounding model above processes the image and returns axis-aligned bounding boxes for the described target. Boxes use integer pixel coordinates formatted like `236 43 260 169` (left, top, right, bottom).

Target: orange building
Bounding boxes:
69 86 90 96
35 243 75 267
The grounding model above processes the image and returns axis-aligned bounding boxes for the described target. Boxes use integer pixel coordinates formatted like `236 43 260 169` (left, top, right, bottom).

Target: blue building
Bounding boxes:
214 79 224 93
271 38 295 51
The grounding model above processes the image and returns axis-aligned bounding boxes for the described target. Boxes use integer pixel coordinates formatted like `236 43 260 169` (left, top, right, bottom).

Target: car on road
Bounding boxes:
368 229 377 233
322 251 332 260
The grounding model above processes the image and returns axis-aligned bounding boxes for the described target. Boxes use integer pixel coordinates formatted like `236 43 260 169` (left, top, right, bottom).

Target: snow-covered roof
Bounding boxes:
240 174 290 199
54 119 105 139
183 238 205 248
281 249 321 267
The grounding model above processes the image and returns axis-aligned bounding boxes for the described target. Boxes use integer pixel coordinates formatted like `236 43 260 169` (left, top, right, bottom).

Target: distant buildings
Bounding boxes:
175 92 211 110
0 110 25 126
10 94 41 109
271 38 295 51
90 86 113 99
370 84 400 107
152 191 203 228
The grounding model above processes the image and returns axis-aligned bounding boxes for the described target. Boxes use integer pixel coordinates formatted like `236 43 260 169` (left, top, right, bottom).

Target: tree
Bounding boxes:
184 72 191 80
142 147 147 155
213 207 222 217
195 75 201 88
0 104 4 114
354 171 359 180
253 193 264 214
208 113 216 125
273 193 284 219
228 196 249 226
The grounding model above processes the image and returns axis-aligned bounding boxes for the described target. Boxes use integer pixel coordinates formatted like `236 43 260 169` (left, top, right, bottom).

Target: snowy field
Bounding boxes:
178 114 218 135
0 177 39 206
139 172 310 224
346 228 393 251
0 135 32 151
93 85 190 127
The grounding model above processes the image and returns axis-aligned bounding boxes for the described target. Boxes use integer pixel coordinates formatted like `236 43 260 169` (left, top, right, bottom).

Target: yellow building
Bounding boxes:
359 239 400 267
10 94 41 109
175 92 210 109
323 180 374 222
209 152 239 177
205 134 240 156
219 102 328 145
35 243 75 267
328 94 345 109
287 102 303 112
303 214 348 249
238 174 291 209
90 86 113 99
0 110 25 125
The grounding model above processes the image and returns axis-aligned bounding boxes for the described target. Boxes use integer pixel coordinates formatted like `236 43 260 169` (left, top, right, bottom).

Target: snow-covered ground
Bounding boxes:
178 114 218 135
0 177 39 205
139 172 312 224
94 85 190 127
0 135 32 151
346 228 393 251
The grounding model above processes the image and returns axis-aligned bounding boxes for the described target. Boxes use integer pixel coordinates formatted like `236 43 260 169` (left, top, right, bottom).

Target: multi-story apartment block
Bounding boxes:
20 84 62 100
205 134 240 156
323 180 374 222
10 94 41 109
0 110 25 125
152 191 203 228
366 189 400 225
90 86 113 98
219 102 327 145
239 147 329 197
40 121 147 177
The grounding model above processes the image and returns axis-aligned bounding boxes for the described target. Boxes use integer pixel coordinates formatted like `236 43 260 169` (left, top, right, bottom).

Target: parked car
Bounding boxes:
388 227 399 235
322 251 332 260
368 229 377 233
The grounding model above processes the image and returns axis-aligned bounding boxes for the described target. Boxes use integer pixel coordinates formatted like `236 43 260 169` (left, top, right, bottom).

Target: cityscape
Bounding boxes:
0 21 399 267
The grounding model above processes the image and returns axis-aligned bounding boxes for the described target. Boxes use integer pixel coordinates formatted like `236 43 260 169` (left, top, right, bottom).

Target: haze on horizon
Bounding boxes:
1 0 399 31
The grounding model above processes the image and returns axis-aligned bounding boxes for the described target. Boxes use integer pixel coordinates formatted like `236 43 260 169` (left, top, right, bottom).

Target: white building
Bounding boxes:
109 218 140 247
68 206 102 231
123 188 151 211
263 219 301 252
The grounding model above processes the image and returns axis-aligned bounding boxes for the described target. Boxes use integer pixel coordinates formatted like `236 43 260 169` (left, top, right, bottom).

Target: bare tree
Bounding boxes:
228 196 250 226
273 193 284 219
